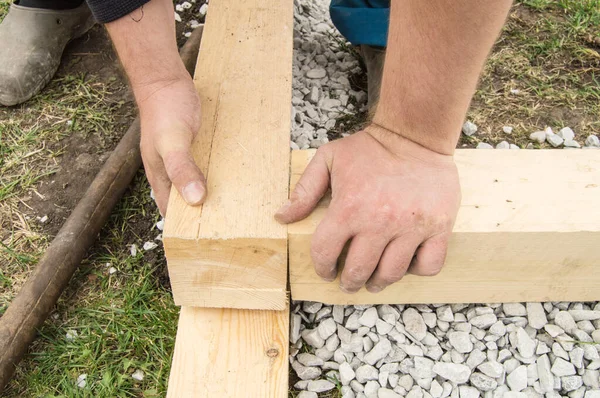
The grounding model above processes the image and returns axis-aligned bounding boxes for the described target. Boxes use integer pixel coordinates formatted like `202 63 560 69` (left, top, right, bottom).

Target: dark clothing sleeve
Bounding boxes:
86 0 150 23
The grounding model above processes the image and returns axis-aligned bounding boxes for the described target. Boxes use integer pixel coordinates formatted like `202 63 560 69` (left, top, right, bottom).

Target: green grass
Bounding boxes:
3 174 177 397
462 0 600 148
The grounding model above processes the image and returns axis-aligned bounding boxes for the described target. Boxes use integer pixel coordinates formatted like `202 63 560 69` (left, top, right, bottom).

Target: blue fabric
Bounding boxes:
329 0 390 47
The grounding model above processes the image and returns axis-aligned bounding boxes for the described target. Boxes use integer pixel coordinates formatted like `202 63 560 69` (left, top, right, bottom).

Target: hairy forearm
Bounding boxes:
373 0 512 155
106 0 189 105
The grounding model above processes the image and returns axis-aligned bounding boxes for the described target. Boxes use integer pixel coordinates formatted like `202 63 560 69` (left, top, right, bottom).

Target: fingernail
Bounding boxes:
366 285 384 293
182 181 205 205
275 200 292 219
339 285 357 294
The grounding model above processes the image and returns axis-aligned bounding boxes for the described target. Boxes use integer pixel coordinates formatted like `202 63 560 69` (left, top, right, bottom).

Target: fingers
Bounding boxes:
365 238 420 293
275 147 331 224
162 148 207 206
310 212 353 281
408 233 450 276
142 146 172 216
340 234 388 294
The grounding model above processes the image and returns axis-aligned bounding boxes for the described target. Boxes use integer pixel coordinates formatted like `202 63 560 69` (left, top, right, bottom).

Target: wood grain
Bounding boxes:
289 149 600 305
163 0 293 309
167 307 289 397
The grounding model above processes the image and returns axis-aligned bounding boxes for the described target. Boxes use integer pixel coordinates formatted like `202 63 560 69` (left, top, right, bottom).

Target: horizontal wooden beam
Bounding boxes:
289 149 600 305
167 307 289 397
163 0 293 310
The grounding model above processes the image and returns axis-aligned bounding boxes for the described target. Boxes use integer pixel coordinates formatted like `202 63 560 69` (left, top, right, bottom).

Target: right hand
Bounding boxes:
137 77 206 216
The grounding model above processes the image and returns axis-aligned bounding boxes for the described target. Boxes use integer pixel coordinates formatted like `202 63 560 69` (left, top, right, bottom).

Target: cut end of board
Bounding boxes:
164 236 288 310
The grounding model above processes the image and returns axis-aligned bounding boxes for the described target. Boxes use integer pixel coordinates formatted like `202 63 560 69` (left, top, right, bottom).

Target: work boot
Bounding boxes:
0 3 95 106
360 44 386 112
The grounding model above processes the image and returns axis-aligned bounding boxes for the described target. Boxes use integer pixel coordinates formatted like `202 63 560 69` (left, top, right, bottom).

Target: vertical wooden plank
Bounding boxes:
167 307 289 397
163 0 293 310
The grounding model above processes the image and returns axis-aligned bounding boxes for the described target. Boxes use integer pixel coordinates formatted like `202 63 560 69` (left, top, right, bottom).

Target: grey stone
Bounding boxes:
403 308 427 341
561 376 583 392
585 135 600 147
536 354 554 393
507 365 528 392
376 319 394 335
526 303 547 329
297 391 318 398
318 318 337 340
496 141 510 149
558 127 575 141
470 372 498 391
555 311 577 332
504 303 527 317
543 324 564 337
515 327 536 358
379 388 402 398
359 307 379 328
436 306 454 322
471 314 497 329
306 68 327 79
432 362 471 384
529 131 546 144
551 358 576 376
364 339 392 365
302 328 325 349
476 143 493 149
307 379 335 392
570 310 600 321
478 361 504 378
298 353 324 367
449 331 473 354
546 134 564 147
291 314 302 343
356 365 379 383
564 139 581 148
462 121 478 136
303 301 323 314
458 386 480 398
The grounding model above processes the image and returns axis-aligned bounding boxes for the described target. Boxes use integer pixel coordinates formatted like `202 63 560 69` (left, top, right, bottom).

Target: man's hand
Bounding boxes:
105 0 208 215
137 78 206 215
276 125 460 293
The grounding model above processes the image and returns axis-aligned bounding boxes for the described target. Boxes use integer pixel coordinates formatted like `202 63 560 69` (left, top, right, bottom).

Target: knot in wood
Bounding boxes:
266 348 279 358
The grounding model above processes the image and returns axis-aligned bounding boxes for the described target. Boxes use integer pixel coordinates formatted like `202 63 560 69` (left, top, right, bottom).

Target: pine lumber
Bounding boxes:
163 0 293 310
289 149 600 305
167 307 289 398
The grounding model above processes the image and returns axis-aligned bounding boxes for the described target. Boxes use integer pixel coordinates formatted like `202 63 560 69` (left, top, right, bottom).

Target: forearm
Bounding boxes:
105 0 189 105
373 0 512 155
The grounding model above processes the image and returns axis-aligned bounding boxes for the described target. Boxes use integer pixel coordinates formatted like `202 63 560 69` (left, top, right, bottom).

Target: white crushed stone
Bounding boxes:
462 121 478 136
131 369 145 381
76 373 87 388
143 241 158 251
65 329 78 340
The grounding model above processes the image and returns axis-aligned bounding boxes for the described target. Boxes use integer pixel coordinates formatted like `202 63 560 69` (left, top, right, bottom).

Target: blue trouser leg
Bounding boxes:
329 0 390 47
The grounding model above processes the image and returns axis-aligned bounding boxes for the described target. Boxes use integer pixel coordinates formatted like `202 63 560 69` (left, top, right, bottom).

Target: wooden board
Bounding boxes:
163 0 293 310
167 307 289 398
289 149 600 305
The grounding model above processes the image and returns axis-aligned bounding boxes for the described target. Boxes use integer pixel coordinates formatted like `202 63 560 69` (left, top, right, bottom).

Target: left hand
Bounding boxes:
275 124 461 293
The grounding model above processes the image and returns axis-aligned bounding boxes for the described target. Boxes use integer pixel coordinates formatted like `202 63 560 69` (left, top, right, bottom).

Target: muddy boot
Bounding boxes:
360 44 386 113
0 3 95 106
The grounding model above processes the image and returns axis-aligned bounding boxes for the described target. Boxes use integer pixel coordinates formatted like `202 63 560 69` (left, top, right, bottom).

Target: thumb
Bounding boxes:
275 148 331 224
162 148 207 207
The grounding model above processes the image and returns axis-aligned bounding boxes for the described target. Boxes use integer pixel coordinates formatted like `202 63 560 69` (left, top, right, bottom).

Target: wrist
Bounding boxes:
372 108 460 156
364 123 456 165
133 71 194 109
